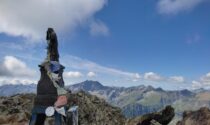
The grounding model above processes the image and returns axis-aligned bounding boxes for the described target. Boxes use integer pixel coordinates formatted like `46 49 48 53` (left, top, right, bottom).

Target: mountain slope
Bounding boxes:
68 81 210 124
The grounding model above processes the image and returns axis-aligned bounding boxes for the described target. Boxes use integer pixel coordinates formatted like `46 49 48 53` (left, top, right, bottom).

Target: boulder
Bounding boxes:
126 105 175 125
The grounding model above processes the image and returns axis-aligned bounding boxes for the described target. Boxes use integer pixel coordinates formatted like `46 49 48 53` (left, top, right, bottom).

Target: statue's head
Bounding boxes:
46 28 54 40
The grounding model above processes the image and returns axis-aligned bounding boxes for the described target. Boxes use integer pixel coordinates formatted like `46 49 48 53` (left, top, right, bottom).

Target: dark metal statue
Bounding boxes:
46 28 59 62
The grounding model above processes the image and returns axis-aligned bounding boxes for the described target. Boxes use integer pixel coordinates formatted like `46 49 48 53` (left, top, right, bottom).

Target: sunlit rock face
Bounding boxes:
177 107 210 125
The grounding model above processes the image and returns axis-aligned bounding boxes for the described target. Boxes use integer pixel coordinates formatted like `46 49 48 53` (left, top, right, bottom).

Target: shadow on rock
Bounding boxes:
126 105 175 125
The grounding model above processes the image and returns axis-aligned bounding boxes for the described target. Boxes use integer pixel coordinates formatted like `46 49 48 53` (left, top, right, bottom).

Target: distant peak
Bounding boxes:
82 80 103 86
147 85 155 90
156 87 164 92
71 80 107 91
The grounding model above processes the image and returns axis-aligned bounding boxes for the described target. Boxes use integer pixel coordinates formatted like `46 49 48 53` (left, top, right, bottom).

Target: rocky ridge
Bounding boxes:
0 92 125 125
0 92 177 125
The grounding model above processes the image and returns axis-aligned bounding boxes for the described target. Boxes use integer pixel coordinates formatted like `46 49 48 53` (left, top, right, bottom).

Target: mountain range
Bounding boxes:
1 80 210 124
0 84 36 96
68 80 210 124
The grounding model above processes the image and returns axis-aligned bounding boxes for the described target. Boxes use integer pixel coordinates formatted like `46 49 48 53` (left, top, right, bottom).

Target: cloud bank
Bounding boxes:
62 55 188 84
0 55 190 87
0 56 37 85
62 55 141 80
157 0 206 15
0 0 107 40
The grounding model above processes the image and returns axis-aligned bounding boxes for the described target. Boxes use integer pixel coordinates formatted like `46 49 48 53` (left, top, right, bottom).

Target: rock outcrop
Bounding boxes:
68 91 126 125
177 107 210 125
0 94 34 125
126 105 175 125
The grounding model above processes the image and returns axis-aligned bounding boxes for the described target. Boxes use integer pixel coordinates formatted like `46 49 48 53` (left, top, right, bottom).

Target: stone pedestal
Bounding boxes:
34 64 65 106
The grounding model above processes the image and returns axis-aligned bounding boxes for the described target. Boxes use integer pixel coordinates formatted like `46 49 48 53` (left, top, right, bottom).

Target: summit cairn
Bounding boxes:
29 28 68 125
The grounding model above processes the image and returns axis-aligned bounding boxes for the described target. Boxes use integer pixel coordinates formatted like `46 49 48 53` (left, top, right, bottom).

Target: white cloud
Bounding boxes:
191 72 210 89
64 71 83 78
87 72 96 77
0 56 37 86
90 20 109 36
134 73 141 79
0 56 36 77
157 0 206 15
192 80 202 89
144 72 163 81
130 73 141 82
169 76 185 83
200 72 210 85
0 0 107 40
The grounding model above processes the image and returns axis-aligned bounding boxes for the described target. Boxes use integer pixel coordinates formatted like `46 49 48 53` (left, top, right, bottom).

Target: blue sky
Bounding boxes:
0 0 210 90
